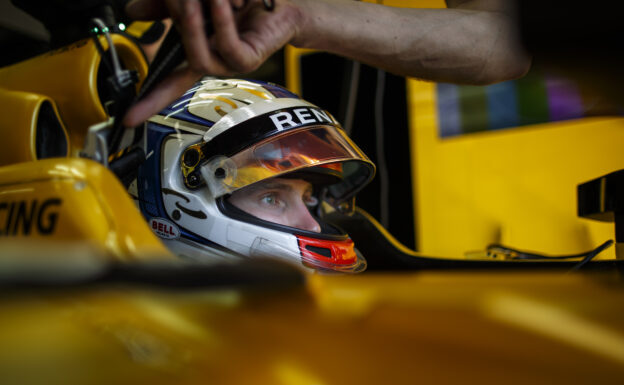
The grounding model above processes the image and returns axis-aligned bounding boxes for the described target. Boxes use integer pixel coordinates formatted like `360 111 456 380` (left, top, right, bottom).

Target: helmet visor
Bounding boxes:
201 125 374 200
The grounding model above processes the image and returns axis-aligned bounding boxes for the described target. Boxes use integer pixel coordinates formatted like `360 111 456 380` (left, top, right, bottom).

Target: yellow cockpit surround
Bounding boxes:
0 158 172 261
0 34 147 155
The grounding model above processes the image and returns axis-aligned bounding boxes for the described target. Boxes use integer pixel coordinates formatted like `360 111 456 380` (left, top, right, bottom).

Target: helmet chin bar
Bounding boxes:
218 197 367 273
248 234 367 274
297 234 367 273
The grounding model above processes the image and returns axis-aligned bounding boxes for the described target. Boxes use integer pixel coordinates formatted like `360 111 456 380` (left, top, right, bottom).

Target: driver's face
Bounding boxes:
227 178 321 233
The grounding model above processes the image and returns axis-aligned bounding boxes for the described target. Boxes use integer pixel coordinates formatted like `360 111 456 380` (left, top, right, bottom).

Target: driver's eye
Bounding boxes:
304 196 319 207
261 194 277 205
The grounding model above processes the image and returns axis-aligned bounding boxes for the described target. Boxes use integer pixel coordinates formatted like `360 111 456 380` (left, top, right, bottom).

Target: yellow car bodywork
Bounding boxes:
1 270 624 385
0 13 623 385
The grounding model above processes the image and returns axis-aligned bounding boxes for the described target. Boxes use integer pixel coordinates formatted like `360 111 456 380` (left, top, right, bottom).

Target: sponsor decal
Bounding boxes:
198 106 339 159
0 198 62 236
162 188 207 219
48 40 88 56
150 217 180 239
269 107 333 131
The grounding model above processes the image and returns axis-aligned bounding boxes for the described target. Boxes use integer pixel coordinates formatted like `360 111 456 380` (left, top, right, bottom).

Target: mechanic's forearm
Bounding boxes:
290 0 530 85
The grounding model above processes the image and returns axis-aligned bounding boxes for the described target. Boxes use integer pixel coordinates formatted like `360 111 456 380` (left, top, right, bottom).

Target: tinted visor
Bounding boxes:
201 125 375 201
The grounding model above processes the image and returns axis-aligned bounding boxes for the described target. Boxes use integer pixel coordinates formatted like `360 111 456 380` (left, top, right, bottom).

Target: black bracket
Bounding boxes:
577 169 624 258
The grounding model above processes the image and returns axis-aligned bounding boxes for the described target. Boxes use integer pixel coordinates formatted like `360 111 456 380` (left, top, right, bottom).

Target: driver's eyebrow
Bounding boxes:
244 181 293 193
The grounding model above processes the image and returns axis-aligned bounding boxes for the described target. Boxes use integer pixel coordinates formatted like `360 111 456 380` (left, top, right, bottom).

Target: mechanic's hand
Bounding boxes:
122 0 302 127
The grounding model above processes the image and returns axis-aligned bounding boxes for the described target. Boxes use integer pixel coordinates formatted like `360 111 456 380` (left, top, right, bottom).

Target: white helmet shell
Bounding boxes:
136 78 375 272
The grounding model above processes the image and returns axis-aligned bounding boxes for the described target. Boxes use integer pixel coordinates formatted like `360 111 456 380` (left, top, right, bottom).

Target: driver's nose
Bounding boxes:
289 200 321 233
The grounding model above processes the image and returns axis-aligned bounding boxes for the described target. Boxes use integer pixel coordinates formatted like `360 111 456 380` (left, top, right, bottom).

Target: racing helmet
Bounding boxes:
135 78 375 272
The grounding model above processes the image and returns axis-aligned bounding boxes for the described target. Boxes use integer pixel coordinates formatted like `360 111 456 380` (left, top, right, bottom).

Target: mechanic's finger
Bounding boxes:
122 67 201 128
173 0 223 74
125 0 170 20
209 0 254 72
230 0 247 10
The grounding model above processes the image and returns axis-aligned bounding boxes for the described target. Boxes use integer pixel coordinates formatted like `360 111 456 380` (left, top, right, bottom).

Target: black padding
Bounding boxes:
325 209 624 272
36 101 67 159
136 21 165 44
0 258 305 290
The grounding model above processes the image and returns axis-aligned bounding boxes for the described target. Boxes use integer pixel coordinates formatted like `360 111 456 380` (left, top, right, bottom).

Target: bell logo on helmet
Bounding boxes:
150 217 180 239
269 107 333 131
